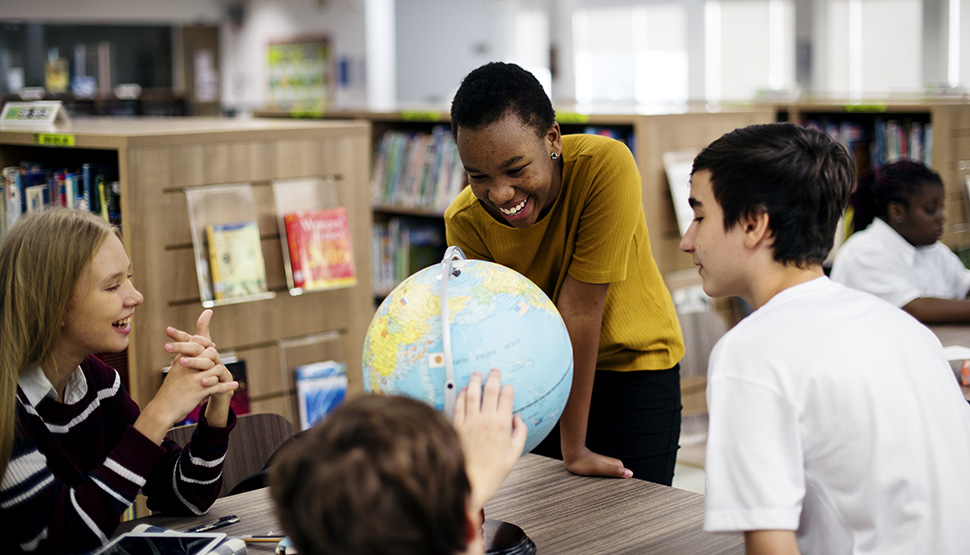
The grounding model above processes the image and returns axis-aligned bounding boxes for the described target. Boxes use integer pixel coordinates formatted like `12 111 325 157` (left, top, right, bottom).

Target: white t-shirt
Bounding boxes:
830 218 970 308
704 277 970 555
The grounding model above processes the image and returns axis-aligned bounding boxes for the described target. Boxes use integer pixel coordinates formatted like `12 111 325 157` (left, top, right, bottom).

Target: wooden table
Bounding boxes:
119 454 743 554
928 325 970 402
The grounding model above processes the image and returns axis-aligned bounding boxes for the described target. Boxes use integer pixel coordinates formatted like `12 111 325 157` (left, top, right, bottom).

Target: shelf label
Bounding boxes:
1 100 70 125
557 112 590 124
33 133 76 147
401 110 442 122
843 103 888 113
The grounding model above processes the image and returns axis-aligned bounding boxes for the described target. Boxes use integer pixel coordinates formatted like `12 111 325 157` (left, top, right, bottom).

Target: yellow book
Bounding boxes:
206 221 268 301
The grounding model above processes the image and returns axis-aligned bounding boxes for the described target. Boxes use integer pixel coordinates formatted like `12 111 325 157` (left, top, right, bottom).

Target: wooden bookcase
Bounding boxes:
775 100 970 254
262 106 776 279
0 117 374 428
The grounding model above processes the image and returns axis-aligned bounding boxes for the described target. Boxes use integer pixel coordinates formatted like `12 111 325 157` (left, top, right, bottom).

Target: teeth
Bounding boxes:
500 199 526 216
113 317 131 327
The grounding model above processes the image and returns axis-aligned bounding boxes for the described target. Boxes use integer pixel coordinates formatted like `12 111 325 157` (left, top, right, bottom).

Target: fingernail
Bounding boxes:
623 469 633 478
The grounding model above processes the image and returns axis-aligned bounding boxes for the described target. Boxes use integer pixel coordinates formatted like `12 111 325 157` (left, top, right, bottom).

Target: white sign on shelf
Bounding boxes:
0 100 70 126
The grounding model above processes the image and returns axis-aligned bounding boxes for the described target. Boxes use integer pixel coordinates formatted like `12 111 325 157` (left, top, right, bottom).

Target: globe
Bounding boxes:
362 250 573 454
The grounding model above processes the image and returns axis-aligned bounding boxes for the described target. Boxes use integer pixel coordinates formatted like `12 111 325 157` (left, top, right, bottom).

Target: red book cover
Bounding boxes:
283 207 357 291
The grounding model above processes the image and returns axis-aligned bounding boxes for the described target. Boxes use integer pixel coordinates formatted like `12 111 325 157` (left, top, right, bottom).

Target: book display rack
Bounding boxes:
0 117 374 425
272 176 357 295
185 183 274 306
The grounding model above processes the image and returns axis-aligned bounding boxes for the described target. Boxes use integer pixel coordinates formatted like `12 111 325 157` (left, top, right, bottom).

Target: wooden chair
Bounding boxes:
166 412 297 497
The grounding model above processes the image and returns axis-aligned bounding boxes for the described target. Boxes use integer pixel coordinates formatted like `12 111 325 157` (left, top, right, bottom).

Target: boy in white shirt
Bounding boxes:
680 122 970 554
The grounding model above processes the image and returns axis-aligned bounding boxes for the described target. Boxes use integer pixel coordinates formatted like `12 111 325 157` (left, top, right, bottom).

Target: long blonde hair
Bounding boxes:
0 209 117 479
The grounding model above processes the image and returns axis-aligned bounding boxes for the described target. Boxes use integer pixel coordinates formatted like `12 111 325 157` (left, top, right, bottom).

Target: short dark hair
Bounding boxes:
450 61 555 138
851 160 943 232
270 395 470 555
692 122 856 267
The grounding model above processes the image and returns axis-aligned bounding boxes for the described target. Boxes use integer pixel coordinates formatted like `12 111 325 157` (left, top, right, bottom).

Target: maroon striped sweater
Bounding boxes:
2 356 235 553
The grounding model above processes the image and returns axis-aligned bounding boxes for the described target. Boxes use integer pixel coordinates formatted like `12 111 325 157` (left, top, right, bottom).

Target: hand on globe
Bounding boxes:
453 369 528 512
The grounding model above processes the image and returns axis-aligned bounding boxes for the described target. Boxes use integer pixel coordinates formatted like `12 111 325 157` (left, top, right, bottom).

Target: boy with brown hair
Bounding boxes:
681 122 970 554
270 370 526 555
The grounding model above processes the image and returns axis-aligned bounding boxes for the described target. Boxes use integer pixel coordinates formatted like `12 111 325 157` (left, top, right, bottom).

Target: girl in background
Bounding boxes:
831 160 970 323
0 209 238 553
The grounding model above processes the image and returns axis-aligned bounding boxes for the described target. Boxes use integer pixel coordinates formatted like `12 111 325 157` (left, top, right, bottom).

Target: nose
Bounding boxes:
489 178 516 205
127 285 145 307
680 225 695 253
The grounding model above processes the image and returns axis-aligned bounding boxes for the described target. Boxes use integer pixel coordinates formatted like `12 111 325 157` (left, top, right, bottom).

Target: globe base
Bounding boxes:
483 518 536 555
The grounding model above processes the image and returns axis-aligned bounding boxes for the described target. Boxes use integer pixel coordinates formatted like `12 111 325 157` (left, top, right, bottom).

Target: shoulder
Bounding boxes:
443 186 478 223
563 134 634 163
80 355 124 397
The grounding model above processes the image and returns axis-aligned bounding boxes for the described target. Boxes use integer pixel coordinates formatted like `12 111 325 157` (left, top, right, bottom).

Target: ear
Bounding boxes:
546 122 562 156
741 208 772 249
887 201 905 225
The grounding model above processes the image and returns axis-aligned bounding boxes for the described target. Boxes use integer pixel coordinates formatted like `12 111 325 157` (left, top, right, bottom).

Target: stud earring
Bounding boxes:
550 152 559 160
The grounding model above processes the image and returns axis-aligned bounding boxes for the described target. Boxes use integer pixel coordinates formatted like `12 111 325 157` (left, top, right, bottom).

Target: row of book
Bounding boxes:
805 118 933 171
1 162 121 241
371 125 466 213
372 217 445 298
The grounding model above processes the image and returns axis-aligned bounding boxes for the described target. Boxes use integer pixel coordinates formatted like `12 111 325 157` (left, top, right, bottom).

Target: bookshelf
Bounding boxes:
776 99 970 253
261 106 776 286
0 117 373 428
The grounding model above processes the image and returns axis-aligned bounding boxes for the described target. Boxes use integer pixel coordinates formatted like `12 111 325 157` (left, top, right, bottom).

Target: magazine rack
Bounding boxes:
184 183 276 307
272 176 358 295
277 331 347 427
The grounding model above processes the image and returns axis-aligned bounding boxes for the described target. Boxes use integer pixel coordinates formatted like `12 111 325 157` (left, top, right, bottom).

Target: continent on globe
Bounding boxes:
362 250 573 454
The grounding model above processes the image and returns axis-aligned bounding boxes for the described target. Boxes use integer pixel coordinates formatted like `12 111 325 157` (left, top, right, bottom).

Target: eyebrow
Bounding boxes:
99 270 127 286
463 155 525 174
687 197 702 209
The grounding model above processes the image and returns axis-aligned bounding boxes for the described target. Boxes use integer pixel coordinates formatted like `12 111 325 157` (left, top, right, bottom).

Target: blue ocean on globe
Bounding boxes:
362 255 573 454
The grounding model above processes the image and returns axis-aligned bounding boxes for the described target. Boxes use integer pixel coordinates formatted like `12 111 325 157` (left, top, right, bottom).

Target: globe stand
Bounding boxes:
441 248 536 555
483 518 536 555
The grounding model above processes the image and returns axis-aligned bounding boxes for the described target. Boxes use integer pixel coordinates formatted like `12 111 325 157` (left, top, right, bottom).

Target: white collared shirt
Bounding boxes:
830 217 970 307
18 364 89 406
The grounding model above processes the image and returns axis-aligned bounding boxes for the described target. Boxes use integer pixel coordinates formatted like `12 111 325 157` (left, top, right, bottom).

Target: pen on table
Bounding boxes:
184 514 240 533
239 535 287 543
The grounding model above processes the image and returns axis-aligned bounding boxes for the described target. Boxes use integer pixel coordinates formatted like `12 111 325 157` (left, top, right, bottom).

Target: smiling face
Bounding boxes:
455 112 562 228
890 182 945 247
57 234 144 366
679 170 751 300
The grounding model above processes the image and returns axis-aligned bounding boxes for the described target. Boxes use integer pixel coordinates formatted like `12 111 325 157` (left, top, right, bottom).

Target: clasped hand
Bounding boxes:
135 310 237 444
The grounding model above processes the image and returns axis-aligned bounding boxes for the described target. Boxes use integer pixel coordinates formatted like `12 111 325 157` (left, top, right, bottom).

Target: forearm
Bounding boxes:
559 322 599 458
744 530 800 555
203 394 232 428
556 276 608 458
902 297 970 324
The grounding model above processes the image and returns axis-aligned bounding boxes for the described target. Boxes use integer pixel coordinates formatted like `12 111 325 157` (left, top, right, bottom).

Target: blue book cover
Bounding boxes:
295 361 348 431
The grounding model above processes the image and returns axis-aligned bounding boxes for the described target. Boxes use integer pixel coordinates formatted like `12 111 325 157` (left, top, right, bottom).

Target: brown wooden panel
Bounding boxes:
227 343 284 397
250 395 299 430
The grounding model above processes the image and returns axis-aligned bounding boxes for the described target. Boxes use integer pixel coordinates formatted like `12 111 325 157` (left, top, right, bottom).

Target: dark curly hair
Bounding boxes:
691 122 856 267
450 61 556 138
850 160 943 232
